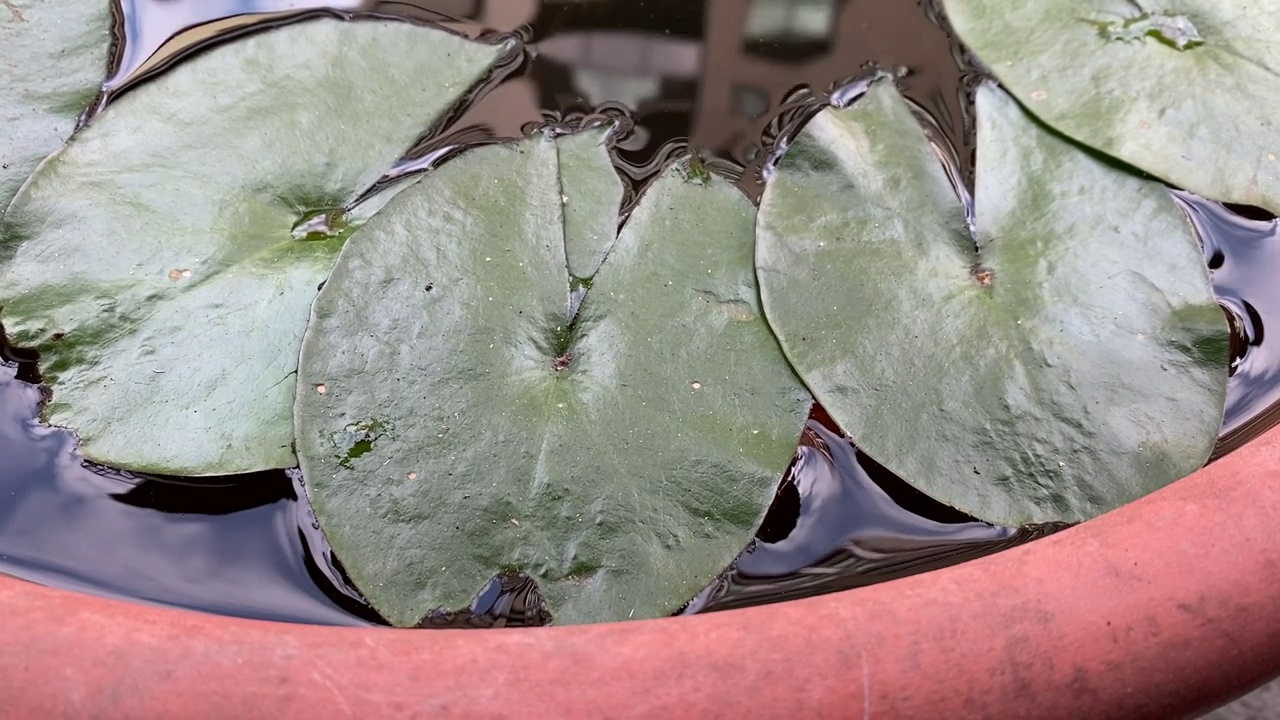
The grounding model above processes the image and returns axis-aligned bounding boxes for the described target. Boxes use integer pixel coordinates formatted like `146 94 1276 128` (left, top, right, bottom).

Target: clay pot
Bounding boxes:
2 425 1278 718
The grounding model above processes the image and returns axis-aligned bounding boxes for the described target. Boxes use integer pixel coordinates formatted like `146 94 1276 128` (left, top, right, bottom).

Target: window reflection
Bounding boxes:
745 0 840 43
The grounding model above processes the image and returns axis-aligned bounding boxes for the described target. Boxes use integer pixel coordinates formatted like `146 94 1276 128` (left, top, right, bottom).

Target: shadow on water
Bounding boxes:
1 0 1278 626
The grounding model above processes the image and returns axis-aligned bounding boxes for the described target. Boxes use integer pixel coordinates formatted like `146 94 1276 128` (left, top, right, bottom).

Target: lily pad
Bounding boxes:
295 134 810 626
756 80 1228 526
0 19 502 475
942 0 1280 213
1 0 111 208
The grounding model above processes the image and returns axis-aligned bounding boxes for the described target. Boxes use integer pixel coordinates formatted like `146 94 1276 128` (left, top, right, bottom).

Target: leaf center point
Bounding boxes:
291 207 349 241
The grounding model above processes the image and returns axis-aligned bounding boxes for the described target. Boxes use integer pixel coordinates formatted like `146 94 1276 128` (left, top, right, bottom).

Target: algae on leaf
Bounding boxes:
295 133 810 626
1 0 111 208
943 0 1280 213
756 80 1228 526
0 19 502 475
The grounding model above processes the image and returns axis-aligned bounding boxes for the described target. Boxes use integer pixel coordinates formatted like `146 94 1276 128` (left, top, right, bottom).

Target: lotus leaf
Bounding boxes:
295 134 810 625
756 80 1228 525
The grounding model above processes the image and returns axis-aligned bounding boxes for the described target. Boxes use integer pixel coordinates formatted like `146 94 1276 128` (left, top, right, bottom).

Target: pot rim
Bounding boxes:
4 426 1279 719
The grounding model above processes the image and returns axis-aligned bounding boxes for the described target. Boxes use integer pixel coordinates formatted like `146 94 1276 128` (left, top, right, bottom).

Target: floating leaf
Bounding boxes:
943 0 1280 213
0 19 502 475
756 80 1227 526
1 0 110 208
295 134 810 626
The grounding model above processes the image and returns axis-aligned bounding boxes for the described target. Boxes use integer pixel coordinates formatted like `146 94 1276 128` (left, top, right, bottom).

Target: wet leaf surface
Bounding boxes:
944 0 1280 213
295 134 810 626
0 19 501 475
556 126 623 279
0 0 110 208
756 80 1227 525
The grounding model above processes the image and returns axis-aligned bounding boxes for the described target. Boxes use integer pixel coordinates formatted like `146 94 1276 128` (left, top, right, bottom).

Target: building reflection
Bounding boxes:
113 0 967 169
383 0 967 168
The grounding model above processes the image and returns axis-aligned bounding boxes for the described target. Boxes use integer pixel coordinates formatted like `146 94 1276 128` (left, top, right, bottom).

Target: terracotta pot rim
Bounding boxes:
5 428 1280 719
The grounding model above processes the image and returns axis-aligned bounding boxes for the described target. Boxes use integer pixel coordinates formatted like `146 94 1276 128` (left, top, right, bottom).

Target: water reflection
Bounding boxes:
107 0 363 91
104 0 974 191
0 365 371 625
743 421 1013 577
686 422 1066 613
1176 193 1280 458
682 419 1029 614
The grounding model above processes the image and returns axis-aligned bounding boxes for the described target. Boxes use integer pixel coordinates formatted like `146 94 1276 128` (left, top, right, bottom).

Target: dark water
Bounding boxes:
0 0 1275 627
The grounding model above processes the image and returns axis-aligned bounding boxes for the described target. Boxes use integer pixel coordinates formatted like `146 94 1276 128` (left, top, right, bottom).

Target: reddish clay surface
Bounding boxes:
3 426 1279 718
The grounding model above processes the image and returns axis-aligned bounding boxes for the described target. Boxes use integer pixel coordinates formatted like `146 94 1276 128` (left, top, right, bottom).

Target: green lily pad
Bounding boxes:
295 134 810 626
942 0 1280 213
756 80 1228 526
1 0 110 208
0 19 502 475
